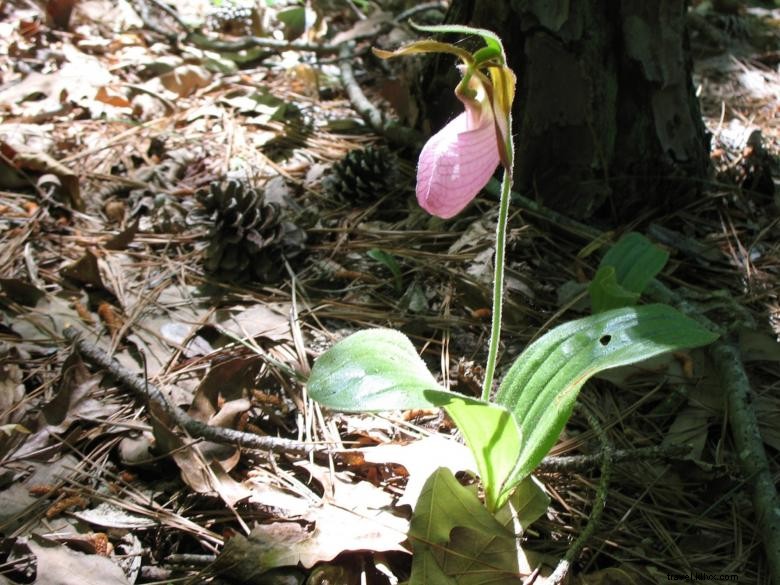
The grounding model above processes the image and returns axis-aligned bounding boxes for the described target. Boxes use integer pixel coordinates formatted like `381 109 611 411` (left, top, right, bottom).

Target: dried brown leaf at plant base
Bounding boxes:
211 302 293 344
215 462 409 577
215 501 408 574
188 355 264 422
361 435 477 509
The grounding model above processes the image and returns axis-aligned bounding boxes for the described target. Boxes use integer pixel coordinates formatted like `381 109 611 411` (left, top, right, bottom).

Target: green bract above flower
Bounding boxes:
374 25 515 218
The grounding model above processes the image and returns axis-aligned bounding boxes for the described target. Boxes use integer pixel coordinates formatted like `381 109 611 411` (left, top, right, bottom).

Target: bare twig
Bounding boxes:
185 31 342 55
338 43 423 148
537 443 690 473
548 410 613 585
63 327 321 455
394 2 447 23
710 339 780 583
646 281 780 584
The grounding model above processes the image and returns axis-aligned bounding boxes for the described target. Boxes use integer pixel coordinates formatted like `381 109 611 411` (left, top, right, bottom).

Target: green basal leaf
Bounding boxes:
588 265 640 313
590 232 669 313
443 398 521 512
408 468 521 585
308 329 521 509
495 304 718 501
367 249 402 293
307 328 447 411
605 232 669 293
494 475 550 535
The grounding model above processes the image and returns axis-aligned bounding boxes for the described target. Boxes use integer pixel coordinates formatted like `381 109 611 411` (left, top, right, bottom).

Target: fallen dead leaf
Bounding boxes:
212 302 293 343
159 65 212 98
27 535 130 585
361 435 477 509
215 461 409 578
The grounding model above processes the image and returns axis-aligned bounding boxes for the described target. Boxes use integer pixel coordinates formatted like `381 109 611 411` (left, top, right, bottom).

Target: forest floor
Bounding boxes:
0 1 779 584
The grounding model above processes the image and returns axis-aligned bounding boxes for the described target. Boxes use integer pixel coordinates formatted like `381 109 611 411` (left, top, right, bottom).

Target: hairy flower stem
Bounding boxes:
482 167 512 401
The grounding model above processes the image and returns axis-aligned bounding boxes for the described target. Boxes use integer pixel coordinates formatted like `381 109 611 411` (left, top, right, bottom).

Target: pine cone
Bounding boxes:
323 145 400 206
195 179 305 283
206 2 256 36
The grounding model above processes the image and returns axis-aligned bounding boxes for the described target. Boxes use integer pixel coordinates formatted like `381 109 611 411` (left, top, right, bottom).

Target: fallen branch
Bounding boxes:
185 31 342 55
63 327 321 455
537 443 689 473
338 43 423 148
547 410 613 585
710 339 780 582
645 281 780 583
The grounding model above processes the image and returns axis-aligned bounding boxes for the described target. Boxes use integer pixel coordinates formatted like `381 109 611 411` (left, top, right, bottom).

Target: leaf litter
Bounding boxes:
0 0 779 583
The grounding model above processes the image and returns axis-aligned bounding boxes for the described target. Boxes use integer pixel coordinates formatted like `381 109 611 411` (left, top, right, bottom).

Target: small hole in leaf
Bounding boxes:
599 335 611 346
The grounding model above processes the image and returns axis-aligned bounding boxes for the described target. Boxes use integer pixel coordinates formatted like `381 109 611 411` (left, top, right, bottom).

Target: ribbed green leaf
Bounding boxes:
495 304 717 499
307 329 446 411
590 232 668 312
589 266 640 313
307 329 522 509
443 397 521 511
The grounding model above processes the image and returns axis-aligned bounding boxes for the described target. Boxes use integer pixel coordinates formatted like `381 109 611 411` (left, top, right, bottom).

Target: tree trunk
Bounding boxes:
422 0 711 220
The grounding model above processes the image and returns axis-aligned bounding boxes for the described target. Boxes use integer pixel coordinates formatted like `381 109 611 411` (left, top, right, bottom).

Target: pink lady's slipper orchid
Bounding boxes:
416 76 499 218
374 35 515 219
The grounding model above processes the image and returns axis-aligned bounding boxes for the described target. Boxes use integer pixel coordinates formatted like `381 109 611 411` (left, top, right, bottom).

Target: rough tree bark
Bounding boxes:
421 0 711 220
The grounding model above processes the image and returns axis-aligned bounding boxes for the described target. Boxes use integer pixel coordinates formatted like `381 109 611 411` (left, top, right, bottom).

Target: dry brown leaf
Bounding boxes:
361 435 477 509
212 302 293 343
189 356 263 422
159 65 212 98
46 0 76 29
94 86 131 108
149 402 250 506
217 462 408 576
0 278 44 306
14 354 116 459
61 250 105 288
0 48 113 120
27 536 130 585
0 455 80 533
0 123 55 154
12 151 83 210
0 360 25 425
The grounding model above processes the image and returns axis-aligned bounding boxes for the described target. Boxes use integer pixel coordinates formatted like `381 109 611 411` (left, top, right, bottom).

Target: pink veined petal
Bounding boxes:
416 111 500 219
